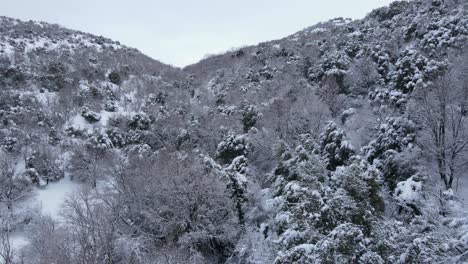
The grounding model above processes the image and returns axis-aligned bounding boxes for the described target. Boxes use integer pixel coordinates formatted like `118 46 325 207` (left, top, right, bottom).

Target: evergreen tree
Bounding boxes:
225 155 248 225
240 103 259 133
319 121 354 171
216 131 251 165
269 144 328 263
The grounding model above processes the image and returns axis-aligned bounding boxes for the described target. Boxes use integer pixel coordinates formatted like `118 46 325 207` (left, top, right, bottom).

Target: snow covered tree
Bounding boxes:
318 121 354 171
394 173 425 216
69 133 112 188
128 113 151 130
0 228 14 264
269 144 328 263
269 139 385 263
24 216 73 263
0 0 466 262
316 223 383 264
362 116 417 191
240 103 259 133
391 49 429 93
108 70 121 85
61 188 118 264
216 131 251 165
364 116 416 163
224 155 248 225
410 67 468 190
309 51 350 91
344 57 380 96
106 150 239 262
104 100 117 112
320 162 383 234
80 106 101 123
0 155 30 216
26 146 63 182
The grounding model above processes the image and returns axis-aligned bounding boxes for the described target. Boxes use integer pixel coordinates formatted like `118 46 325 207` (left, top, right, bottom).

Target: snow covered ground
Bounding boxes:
10 174 81 251
9 231 29 250
456 176 468 210
34 175 80 218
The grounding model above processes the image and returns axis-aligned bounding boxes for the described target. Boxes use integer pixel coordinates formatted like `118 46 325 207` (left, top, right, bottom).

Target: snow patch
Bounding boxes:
9 231 29 250
33 174 80 218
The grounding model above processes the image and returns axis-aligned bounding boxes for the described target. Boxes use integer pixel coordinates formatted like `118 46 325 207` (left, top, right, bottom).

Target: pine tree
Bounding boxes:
225 155 248 225
216 131 251 165
319 121 354 171
240 103 259 133
269 144 328 263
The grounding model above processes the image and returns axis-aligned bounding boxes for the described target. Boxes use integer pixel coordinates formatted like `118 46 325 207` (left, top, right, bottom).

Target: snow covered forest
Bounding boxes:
0 0 467 263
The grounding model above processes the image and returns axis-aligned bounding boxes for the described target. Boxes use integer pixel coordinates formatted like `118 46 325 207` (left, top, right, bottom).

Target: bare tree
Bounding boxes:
0 227 14 264
69 144 108 188
0 155 28 217
411 67 468 190
61 187 118 264
24 216 72 264
317 75 344 117
104 150 237 262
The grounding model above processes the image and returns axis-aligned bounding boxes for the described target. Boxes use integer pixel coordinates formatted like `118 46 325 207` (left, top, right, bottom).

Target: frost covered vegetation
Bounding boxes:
0 0 468 263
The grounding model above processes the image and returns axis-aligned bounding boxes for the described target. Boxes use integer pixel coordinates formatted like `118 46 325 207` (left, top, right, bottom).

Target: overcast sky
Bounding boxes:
2 0 395 67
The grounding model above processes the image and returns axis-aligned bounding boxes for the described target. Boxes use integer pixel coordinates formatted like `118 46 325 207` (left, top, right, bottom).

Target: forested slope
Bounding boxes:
0 0 467 263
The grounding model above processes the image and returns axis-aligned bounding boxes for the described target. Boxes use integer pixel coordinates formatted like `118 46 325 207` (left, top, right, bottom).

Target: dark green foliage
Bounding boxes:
392 50 427 93
317 223 383 264
363 117 417 191
382 152 418 192
155 91 167 105
48 129 61 146
231 49 245 58
65 126 86 138
24 168 39 183
270 144 385 263
41 62 69 91
1 136 18 152
81 106 101 123
216 132 250 164
240 103 258 133
0 66 26 85
271 145 328 263
108 70 121 85
309 52 350 91
225 156 248 225
364 117 416 163
366 175 386 213
104 100 117 112
370 1 409 22
26 149 63 181
319 121 354 171
106 128 127 148
216 92 226 106
128 113 151 130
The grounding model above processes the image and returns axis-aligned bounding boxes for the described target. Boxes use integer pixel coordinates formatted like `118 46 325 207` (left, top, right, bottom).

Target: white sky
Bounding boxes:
2 0 395 67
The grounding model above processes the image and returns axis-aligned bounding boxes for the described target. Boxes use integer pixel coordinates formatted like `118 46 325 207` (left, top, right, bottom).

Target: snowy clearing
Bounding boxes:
10 175 81 251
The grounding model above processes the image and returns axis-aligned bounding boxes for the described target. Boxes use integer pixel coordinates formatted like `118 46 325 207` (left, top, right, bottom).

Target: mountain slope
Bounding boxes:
0 0 467 263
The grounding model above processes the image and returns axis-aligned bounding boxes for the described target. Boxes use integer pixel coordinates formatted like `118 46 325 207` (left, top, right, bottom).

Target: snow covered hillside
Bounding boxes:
0 0 468 263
